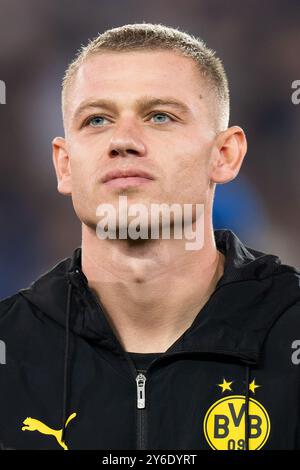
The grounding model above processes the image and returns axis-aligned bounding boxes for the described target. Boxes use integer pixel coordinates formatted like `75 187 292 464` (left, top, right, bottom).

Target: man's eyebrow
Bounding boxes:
73 96 194 121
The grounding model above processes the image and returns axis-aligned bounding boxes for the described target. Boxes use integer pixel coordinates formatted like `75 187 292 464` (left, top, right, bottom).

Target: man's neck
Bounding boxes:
81 223 225 353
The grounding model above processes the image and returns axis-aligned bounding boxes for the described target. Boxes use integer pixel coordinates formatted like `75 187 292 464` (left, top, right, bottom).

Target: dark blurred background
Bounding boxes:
0 0 299 299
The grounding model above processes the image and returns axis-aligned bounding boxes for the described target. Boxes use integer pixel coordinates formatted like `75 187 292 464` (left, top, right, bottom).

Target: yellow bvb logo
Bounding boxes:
203 395 270 450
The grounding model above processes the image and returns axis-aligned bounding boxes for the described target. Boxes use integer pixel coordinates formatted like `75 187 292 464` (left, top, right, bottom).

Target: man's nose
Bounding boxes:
107 123 147 158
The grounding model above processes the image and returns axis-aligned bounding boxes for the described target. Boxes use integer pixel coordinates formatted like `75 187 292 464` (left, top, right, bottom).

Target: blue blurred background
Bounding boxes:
0 0 299 299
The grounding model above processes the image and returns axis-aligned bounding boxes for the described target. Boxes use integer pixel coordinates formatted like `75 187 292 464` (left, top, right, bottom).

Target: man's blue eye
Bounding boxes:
151 113 171 123
88 116 108 126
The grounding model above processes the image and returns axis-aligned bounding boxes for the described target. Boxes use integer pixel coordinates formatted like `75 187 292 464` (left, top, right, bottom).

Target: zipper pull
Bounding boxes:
136 373 146 409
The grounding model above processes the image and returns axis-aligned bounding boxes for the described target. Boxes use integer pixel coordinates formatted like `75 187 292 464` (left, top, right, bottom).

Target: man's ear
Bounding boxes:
52 136 72 195
210 126 247 184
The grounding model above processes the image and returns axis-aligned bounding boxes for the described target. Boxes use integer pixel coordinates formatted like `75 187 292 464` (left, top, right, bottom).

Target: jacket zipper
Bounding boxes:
136 371 147 450
74 268 151 449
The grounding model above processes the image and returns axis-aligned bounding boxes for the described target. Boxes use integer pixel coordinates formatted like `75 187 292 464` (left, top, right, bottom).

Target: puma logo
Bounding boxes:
21 412 76 450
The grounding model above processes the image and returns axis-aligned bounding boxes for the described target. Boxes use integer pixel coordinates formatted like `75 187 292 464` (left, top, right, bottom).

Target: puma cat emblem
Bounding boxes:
21 412 76 450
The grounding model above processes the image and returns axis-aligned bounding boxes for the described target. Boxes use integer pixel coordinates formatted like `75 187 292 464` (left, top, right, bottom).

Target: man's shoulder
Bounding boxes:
0 290 40 326
0 292 22 315
0 292 30 339
0 250 78 319
278 300 300 322
266 300 300 343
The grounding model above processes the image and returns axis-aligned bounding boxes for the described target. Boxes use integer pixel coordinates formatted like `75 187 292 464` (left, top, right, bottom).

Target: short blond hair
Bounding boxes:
62 23 230 131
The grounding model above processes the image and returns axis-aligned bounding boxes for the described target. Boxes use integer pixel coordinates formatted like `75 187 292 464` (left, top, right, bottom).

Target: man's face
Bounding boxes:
62 50 218 230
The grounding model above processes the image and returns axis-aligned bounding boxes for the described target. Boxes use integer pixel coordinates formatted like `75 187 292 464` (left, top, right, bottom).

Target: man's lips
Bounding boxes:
103 176 154 188
101 169 155 188
101 169 155 183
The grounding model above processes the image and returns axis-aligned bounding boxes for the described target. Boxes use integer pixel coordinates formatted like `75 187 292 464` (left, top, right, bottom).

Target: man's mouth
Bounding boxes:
102 168 155 188
103 176 153 188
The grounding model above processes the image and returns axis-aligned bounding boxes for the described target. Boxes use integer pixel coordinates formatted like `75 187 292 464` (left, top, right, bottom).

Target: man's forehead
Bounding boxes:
68 51 206 116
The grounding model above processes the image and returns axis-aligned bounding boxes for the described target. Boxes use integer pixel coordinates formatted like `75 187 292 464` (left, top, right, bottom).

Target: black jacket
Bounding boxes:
0 229 300 450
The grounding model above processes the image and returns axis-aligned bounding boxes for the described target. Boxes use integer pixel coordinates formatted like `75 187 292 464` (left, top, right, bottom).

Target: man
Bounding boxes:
0 23 299 451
